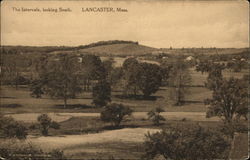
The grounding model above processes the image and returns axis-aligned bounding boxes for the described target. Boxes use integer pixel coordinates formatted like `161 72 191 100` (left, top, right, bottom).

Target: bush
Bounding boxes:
37 114 60 136
0 115 27 139
100 103 133 127
0 141 66 160
143 125 230 160
147 107 165 125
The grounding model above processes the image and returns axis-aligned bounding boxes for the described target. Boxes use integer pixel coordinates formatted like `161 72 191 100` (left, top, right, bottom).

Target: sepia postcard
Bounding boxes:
0 0 249 159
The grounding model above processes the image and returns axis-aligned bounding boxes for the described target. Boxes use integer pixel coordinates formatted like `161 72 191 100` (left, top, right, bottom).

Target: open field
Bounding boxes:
0 128 158 159
1 119 226 159
0 85 210 114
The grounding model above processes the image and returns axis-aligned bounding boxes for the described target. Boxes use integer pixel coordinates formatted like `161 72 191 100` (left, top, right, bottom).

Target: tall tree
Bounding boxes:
169 58 191 106
43 54 82 108
80 55 106 91
122 57 141 96
92 80 111 107
205 77 248 123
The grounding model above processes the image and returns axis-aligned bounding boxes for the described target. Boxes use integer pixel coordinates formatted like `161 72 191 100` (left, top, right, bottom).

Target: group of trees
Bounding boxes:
29 54 109 108
122 58 163 97
28 54 193 108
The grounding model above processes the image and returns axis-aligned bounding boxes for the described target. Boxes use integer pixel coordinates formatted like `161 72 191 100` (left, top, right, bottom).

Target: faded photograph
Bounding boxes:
0 0 249 159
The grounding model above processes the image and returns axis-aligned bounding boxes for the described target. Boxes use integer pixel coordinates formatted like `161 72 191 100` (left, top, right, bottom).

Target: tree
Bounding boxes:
205 63 224 90
195 60 211 74
147 107 165 125
0 54 21 89
92 80 111 107
37 114 60 136
103 58 114 78
0 115 27 139
160 60 173 85
205 77 248 124
137 63 162 97
122 58 141 96
196 61 225 90
143 125 229 160
100 103 133 127
109 67 123 89
169 58 191 105
80 55 106 91
227 59 248 72
43 55 82 108
30 79 45 98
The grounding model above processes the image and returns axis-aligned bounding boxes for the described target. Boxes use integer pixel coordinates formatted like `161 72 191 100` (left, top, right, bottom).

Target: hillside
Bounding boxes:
50 41 156 56
78 43 156 56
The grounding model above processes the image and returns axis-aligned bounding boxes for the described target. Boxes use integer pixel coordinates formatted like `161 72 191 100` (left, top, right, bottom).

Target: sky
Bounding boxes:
1 0 249 48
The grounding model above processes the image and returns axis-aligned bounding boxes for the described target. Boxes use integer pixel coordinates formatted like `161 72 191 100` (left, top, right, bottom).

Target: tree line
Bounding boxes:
24 54 191 108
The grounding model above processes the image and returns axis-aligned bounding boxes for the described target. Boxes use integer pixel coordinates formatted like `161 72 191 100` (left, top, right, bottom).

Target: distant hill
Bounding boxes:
50 40 156 56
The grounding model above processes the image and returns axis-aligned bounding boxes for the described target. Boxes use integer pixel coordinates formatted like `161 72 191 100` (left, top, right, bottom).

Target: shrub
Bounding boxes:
143 125 230 160
0 115 27 139
147 107 165 125
37 114 60 136
100 103 133 127
0 141 66 160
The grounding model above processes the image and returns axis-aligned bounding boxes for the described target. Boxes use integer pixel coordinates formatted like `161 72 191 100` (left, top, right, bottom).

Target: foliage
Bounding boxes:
205 63 225 90
37 114 60 136
0 141 66 160
41 55 82 108
30 79 45 98
159 61 173 85
122 58 163 97
137 63 162 97
80 55 106 91
143 125 230 160
227 59 248 72
219 121 248 139
0 115 27 139
196 60 225 90
0 54 24 88
92 80 111 107
205 77 248 123
122 58 141 96
109 67 123 88
169 58 192 105
100 103 133 127
147 107 165 125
